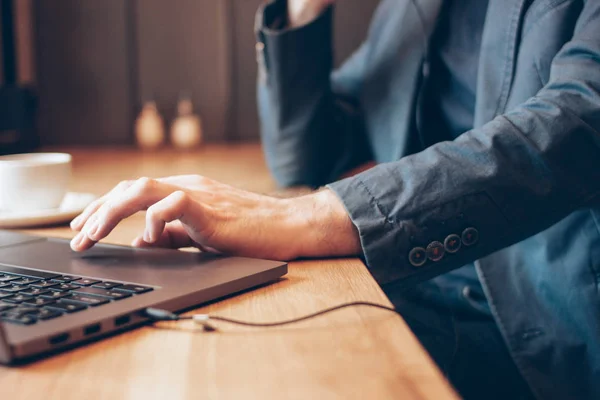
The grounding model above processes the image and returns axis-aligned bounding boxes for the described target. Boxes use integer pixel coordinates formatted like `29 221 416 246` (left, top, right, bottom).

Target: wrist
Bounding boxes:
285 188 361 259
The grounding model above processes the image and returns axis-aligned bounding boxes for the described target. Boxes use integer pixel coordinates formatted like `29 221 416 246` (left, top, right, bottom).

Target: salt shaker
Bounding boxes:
170 97 203 150
135 101 165 149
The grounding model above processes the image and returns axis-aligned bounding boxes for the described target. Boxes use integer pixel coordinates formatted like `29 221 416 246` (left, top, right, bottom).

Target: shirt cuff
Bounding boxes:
327 168 511 288
327 177 400 285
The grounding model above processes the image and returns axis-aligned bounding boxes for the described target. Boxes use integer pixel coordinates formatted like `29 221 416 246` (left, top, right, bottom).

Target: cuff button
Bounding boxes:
426 241 445 262
461 227 479 247
444 234 462 254
408 247 427 267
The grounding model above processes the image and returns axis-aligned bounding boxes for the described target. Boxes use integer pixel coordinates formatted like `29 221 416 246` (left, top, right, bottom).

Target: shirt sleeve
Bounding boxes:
328 0 600 287
255 0 373 188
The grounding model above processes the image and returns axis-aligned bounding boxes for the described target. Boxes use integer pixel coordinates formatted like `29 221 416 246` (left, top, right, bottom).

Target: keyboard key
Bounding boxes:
3 294 34 304
0 303 16 313
47 302 87 313
72 287 131 300
0 292 13 300
0 284 29 293
92 281 122 290
52 275 81 283
37 308 63 320
12 306 41 315
114 284 153 294
73 279 100 287
30 281 60 289
0 274 19 283
0 265 59 280
67 294 109 306
23 297 56 307
54 283 80 291
1 312 36 325
40 290 72 300
100 290 132 299
11 277 40 285
21 288 51 296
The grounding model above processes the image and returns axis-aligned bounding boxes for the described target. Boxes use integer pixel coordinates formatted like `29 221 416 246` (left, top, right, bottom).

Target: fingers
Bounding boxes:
69 174 228 253
131 229 176 248
70 230 96 251
69 177 195 232
143 190 204 244
71 178 180 251
91 178 175 238
131 222 195 249
70 180 133 231
71 175 213 233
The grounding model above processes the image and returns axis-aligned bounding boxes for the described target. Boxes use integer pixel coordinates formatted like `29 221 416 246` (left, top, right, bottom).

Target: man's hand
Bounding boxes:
288 0 335 28
69 175 361 261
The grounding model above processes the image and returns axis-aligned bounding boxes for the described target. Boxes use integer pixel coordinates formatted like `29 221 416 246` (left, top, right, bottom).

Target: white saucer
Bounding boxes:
0 192 97 229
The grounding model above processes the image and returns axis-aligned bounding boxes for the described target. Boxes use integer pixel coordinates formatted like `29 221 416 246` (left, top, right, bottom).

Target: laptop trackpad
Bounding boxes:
0 237 221 286
0 230 46 249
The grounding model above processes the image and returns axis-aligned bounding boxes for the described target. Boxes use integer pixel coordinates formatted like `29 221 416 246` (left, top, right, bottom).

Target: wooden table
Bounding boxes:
0 145 457 400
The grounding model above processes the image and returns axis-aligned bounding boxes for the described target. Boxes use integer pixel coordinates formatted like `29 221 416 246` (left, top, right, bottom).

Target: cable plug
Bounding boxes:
145 308 180 321
193 314 218 332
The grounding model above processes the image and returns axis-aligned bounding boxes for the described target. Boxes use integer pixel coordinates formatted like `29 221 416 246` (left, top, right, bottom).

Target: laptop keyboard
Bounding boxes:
0 265 154 326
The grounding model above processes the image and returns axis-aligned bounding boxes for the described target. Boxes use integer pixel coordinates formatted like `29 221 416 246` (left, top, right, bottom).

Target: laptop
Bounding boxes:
0 230 287 364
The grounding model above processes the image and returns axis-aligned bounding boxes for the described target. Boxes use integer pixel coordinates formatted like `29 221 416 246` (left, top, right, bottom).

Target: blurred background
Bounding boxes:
0 0 379 152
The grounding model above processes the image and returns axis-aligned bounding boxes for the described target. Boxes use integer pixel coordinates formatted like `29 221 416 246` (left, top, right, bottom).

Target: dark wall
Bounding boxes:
34 0 379 145
1 0 36 86
134 0 233 142
35 0 133 145
0 2 4 84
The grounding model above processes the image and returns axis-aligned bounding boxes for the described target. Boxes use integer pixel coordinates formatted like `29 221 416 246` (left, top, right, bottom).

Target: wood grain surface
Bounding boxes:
0 145 458 400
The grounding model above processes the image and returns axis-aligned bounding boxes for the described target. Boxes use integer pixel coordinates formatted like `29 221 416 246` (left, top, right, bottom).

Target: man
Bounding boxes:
70 0 600 398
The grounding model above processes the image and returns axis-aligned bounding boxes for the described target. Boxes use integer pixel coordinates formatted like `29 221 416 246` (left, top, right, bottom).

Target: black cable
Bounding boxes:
145 301 399 331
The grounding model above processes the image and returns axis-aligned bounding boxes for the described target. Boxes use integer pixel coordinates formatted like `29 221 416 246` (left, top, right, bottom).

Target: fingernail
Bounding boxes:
71 233 84 249
86 222 100 241
70 216 81 229
143 229 152 243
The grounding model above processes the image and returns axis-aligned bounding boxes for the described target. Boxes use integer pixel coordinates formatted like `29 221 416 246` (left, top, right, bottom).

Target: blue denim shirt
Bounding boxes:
256 1 600 398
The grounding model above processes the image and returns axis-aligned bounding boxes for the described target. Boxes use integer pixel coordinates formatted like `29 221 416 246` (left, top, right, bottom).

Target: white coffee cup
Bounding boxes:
0 153 72 212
